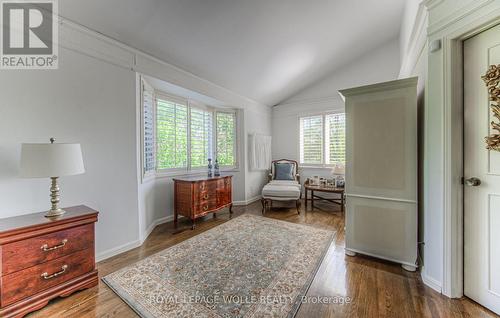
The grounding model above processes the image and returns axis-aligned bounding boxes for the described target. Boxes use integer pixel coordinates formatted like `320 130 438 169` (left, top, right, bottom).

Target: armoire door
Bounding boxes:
339 78 418 271
463 23 500 315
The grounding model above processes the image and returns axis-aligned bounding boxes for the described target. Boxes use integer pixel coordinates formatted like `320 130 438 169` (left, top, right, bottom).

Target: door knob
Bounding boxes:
465 177 481 187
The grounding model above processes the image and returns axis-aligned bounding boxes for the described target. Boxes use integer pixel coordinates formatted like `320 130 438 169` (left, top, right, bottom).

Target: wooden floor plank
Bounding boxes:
26 200 498 318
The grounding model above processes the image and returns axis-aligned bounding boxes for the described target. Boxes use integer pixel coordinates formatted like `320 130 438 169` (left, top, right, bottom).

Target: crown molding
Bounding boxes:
427 0 495 36
424 0 445 10
399 1 429 78
338 77 418 99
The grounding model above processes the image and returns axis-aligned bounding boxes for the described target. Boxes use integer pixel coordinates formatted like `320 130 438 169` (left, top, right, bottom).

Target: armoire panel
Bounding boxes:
352 97 407 190
339 77 418 271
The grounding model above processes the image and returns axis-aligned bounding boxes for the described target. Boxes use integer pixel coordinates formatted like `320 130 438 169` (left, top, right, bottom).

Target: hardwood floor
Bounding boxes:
27 200 497 318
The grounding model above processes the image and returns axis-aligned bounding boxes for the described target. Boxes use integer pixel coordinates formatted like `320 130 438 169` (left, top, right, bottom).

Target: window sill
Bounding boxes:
300 165 335 169
153 167 240 180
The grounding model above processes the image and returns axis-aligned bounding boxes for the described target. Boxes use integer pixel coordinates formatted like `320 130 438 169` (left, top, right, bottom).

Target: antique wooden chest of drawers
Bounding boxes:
0 205 99 318
173 175 233 229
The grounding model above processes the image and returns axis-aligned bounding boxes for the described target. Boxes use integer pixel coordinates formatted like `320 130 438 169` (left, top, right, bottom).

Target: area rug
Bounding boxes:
102 214 335 318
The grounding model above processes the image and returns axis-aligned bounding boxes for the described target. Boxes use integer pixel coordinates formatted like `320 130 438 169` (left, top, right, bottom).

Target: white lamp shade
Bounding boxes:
20 143 85 178
331 163 345 175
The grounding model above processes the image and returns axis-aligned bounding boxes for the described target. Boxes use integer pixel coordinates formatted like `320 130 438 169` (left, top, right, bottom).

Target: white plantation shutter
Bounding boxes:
325 113 346 164
190 107 213 168
156 96 188 170
141 88 239 174
216 112 236 166
300 115 324 164
142 80 155 174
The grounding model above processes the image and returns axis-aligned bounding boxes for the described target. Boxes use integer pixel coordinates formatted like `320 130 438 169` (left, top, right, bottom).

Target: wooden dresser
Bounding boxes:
0 205 99 318
173 175 233 229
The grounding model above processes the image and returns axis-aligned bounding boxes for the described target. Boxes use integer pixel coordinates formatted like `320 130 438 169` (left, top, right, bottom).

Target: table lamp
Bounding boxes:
331 163 345 188
20 138 85 218
331 163 345 176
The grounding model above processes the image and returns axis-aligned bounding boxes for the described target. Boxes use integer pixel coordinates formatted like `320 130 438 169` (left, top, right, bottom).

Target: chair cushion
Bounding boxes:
262 184 301 198
269 180 301 189
274 162 295 180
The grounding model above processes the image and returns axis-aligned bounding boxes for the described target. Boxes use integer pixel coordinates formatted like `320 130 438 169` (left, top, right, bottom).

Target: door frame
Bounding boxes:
431 4 500 298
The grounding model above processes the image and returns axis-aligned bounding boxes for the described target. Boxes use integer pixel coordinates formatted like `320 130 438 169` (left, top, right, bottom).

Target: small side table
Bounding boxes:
304 180 345 213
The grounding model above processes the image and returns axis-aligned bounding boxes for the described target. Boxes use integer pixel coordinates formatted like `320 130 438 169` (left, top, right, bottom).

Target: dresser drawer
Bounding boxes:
194 200 218 215
196 191 213 201
2 224 94 275
1 248 95 307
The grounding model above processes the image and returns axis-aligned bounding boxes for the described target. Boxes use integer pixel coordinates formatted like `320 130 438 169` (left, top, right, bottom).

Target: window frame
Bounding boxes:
140 82 239 179
298 111 345 168
140 78 156 182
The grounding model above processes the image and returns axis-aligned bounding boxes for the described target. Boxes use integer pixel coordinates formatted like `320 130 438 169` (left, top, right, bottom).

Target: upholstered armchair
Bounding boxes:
262 159 302 214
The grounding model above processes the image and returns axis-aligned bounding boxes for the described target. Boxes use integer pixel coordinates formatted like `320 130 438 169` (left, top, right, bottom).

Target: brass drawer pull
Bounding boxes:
41 265 68 280
203 194 209 200
203 205 208 211
41 239 68 252
200 184 206 190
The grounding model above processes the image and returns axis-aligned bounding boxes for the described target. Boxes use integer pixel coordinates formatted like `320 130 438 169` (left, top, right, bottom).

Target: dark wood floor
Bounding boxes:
28 200 498 318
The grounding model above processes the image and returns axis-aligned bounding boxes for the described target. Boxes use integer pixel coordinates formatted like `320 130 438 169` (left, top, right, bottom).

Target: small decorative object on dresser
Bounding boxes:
173 175 233 230
214 159 220 176
207 158 213 177
0 205 98 318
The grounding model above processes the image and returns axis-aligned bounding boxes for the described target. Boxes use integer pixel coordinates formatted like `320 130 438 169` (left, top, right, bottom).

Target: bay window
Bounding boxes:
141 79 238 177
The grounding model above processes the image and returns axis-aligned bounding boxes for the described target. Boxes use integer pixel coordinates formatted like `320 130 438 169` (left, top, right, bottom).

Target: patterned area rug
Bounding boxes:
103 214 335 318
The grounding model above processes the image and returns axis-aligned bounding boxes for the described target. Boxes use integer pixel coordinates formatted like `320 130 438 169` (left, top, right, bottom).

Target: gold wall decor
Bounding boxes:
482 64 500 151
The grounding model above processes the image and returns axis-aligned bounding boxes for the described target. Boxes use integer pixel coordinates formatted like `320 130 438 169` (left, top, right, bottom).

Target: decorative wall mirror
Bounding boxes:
482 64 500 151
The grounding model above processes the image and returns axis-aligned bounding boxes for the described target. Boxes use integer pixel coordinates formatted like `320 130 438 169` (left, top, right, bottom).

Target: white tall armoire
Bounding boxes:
339 77 418 271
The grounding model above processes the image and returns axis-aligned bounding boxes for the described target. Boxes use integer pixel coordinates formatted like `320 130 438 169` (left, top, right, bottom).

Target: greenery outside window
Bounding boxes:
141 79 238 177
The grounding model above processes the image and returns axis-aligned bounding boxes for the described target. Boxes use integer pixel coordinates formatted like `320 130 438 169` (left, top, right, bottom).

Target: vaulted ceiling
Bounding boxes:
60 0 404 106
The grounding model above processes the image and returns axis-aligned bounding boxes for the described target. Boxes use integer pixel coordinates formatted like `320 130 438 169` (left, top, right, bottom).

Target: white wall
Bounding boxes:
0 19 272 261
279 39 401 107
401 0 500 297
272 39 400 184
245 105 273 202
0 47 140 260
399 0 433 289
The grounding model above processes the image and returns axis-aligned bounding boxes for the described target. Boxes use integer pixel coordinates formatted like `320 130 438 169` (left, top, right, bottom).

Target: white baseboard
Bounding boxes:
140 215 174 243
96 198 256 263
97 216 175 262
233 195 261 206
96 239 141 263
421 267 442 293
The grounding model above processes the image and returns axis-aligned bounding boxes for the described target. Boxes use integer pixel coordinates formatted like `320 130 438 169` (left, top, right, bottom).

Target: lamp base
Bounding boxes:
47 177 65 218
45 208 66 218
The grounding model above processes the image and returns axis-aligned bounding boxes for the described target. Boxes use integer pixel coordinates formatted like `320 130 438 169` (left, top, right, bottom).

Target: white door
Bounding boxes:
464 23 500 315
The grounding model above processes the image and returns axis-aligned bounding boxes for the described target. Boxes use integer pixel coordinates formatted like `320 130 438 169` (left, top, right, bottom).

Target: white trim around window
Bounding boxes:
139 77 240 180
298 111 346 168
